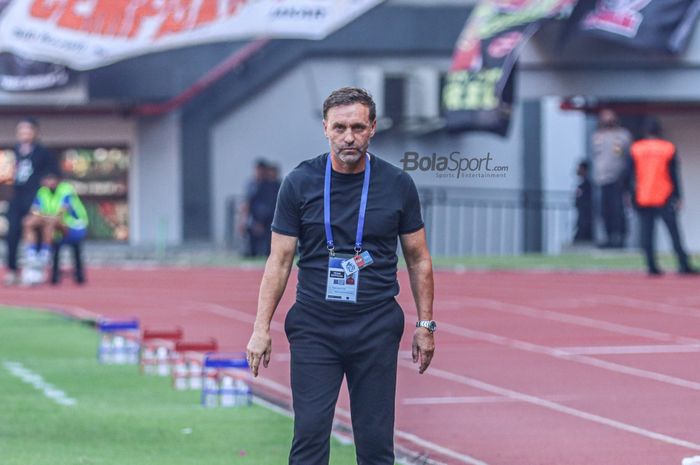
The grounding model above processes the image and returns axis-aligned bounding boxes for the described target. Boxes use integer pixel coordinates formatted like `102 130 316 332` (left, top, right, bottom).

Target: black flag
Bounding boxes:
442 0 577 136
577 0 700 53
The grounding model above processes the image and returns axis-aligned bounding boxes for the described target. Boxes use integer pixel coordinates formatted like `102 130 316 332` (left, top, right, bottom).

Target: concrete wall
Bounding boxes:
210 56 527 248
540 97 588 253
210 64 327 245
542 97 587 193
209 53 700 255
657 114 700 253
132 113 182 246
519 19 700 100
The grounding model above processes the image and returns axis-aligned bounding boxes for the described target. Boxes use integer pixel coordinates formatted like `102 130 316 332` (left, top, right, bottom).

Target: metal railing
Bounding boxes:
224 188 578 257
419 187 576 257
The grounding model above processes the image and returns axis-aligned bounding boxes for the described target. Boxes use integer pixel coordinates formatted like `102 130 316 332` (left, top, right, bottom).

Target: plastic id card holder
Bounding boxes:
325 254 359 303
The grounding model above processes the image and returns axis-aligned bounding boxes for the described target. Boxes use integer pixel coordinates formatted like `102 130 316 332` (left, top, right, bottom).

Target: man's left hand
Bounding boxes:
412 328 435 374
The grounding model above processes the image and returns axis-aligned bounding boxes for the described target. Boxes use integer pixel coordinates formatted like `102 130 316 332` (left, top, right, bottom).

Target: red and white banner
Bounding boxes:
0 0 384 70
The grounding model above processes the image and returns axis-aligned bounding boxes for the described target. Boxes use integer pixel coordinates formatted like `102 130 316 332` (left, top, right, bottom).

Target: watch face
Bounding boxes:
428 321 437 332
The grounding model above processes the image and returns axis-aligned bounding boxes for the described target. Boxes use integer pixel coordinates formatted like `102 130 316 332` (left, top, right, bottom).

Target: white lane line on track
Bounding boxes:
393 430 488 465
2 300 458 464
258 359 700 455
255 396 448 465
0 300 102 321
403 361 700 452
252 396 355 447
443 297 700 345
440 321 700 391
24 297 698 459
590 295 700 320
3 361 77 407
536 295 700 320
192 301 285 332
403 395 520 405
668 296 700 306
554 344 700 355
26 298 700 422
253 374 488 465
402 395 577 405
200 298 700 393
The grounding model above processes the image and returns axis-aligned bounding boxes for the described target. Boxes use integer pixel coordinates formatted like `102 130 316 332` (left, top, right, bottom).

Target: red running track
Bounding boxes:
2 267 700 465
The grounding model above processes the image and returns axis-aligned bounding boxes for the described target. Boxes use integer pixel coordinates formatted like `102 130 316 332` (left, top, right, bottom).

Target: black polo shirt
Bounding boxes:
12 143 56 208
272 153 424 310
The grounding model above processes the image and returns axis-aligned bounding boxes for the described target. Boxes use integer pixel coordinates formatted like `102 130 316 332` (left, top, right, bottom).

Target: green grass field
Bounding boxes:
142 246 696 272
0 307 358 465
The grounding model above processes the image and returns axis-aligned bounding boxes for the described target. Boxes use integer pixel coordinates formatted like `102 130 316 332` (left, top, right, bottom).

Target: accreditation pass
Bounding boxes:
326 254 359 303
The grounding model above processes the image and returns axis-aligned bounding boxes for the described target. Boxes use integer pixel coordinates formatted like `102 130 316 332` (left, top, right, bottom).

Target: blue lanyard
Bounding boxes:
324 153 371 256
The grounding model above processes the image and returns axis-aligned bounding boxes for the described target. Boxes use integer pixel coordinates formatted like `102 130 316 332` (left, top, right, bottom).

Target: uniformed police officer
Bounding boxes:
246 87 435 465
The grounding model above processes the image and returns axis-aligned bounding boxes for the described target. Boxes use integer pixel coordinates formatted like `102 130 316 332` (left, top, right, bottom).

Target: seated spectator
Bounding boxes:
21 170 88 286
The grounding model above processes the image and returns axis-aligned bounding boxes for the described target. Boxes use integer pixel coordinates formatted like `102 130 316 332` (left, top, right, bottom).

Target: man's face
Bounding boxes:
42 175 59 190
599 109 617 128
16 122 38 145
323 103 376 166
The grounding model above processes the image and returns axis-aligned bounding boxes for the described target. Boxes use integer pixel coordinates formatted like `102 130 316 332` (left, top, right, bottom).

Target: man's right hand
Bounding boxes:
246 233 298 377
246 330 272 377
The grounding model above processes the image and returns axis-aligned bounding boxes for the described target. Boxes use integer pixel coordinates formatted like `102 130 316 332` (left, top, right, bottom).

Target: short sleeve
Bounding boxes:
62 195 78 218
398 174 424 235
271 175 301 237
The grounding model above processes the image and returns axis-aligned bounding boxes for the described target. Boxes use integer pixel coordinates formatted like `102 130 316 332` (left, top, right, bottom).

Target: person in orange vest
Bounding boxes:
627 118 697 276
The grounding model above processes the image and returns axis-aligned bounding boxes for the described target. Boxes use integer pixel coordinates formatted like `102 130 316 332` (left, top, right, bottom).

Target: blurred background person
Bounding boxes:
627 118 697 276
239 159 280 257
21 169 88 286
592 108 631 248
0 117 56 286
267 163 282 192
573 160 593 243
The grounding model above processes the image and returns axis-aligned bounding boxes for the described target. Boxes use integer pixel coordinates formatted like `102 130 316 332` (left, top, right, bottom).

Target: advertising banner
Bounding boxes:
0 0 385 70
0 0 70 91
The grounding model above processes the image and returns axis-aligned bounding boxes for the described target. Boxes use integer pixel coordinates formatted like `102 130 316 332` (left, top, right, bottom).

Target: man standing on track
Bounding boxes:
246 87 436 465
1 117 56 286
627 118 697 276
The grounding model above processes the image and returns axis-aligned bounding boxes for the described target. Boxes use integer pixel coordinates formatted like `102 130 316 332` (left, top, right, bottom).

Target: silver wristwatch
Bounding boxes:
416 320 437 333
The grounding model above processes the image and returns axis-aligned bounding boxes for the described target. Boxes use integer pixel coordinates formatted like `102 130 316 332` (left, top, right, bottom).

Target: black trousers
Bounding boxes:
285 298 405 465
245 222 272 257
600 181 626 246
5 196 33 272
637 202 691 273
574 205 593 242
51 241 85 284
